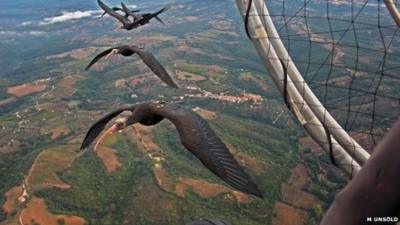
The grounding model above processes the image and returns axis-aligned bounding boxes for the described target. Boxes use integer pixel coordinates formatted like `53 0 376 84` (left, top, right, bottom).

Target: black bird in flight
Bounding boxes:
100 5 140 19
120 2 165 24
80 101 264 198
187 219 233 225
98 0 167 30
85 45 178 88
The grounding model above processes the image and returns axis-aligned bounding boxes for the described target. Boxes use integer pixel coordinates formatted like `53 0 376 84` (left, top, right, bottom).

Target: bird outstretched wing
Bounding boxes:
121 2 141 20
171 109 263 198
80 107 131 150
144 7 168 21
98 0 130 25
154 16 165 24
85 48 114 70
131 47 178 88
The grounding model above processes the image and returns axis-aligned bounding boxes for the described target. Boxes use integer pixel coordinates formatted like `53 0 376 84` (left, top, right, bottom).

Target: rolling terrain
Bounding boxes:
3 0 393 224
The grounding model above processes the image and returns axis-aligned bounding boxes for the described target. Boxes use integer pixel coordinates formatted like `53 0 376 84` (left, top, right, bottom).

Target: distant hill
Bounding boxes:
0 1 351 225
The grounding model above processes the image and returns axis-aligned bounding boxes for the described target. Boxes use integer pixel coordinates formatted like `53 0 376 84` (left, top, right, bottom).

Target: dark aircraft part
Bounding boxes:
321 118 400 225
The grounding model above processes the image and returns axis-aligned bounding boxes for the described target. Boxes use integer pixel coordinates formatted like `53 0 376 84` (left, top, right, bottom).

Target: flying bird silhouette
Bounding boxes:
80 101 264 198
85 45 178 88
121 2 165 24
98 0 167 30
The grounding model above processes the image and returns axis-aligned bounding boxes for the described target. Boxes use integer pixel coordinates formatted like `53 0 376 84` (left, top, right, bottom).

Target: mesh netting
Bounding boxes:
248 0 400 152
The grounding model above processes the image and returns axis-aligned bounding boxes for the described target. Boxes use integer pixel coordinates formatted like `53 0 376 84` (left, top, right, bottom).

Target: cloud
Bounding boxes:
38 10 102 26
29 31 46 36
21 5 139 26
20 21 34 26
0 30 47 38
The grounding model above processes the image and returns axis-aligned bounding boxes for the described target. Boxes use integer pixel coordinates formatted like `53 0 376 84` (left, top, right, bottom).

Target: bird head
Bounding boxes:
114 117 130 130
136 44 145 50
105 48 120 59
94 112 134 150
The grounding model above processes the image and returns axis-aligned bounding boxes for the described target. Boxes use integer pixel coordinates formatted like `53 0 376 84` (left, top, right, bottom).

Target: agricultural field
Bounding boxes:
0 0 373 224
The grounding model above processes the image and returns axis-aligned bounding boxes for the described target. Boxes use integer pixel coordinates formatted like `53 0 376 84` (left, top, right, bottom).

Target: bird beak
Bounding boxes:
105 49 118 59
75 148 89 158
94 124 120 151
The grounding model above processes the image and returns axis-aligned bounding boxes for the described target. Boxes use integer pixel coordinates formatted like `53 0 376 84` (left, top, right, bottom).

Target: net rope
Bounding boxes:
237 0 400 177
